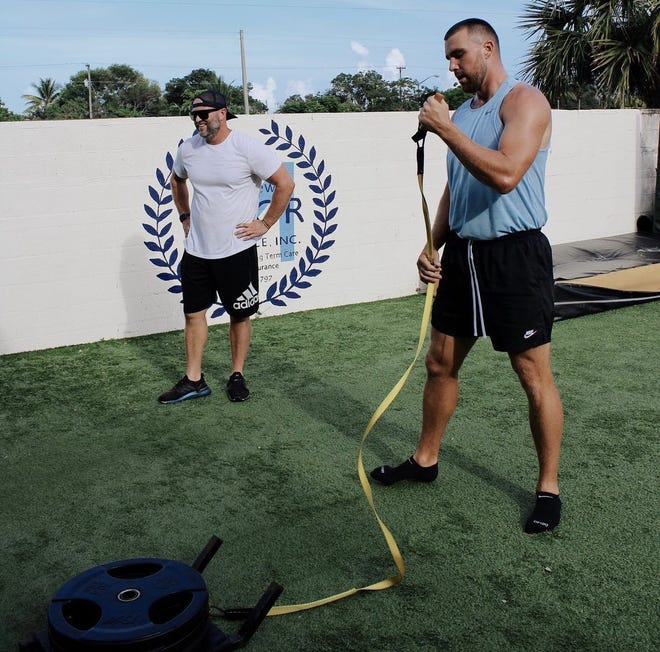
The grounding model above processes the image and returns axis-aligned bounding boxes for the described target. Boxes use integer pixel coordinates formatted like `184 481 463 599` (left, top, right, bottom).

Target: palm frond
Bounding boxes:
518 0 659 108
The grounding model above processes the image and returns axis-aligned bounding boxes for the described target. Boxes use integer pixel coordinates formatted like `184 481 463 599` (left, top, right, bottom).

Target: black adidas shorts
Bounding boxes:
432 230 554 353
181 246 259 318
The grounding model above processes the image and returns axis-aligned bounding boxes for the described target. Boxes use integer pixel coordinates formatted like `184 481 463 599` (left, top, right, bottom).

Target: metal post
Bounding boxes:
240 30 250 115
397 65 406 107
85 64 93 119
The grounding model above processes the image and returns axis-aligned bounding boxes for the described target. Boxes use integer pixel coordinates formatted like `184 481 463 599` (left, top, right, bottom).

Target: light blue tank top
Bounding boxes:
447 77 548 240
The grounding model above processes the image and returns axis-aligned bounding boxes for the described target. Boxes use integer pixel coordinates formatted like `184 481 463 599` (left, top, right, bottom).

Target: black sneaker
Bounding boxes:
158 375 211 404
226 372 249 402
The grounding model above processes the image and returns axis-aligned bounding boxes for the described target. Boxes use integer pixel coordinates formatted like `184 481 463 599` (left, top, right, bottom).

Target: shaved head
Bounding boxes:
445 18 500 50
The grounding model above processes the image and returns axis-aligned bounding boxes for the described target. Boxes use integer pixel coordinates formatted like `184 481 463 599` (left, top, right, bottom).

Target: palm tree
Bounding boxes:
518 1 659 109
591 1 660 108
23 78 61 118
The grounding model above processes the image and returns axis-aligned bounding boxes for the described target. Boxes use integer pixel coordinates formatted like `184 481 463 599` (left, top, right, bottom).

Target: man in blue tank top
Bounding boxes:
371 18 564 534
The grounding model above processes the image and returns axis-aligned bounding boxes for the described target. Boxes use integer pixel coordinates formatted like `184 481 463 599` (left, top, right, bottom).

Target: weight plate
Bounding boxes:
47 557 209 650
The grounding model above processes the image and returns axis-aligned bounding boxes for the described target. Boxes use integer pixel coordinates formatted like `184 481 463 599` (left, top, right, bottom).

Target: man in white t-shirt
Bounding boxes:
158 90 294 404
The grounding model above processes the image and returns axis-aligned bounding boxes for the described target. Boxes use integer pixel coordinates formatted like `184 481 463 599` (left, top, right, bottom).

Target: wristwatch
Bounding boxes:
179 213 190 222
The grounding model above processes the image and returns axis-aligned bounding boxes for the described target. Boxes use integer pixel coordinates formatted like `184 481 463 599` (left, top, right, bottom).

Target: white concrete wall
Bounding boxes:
0 109 658 355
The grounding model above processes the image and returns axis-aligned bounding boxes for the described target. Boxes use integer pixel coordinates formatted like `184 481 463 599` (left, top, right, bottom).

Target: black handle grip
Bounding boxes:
191 535 223 573
411 125 426 143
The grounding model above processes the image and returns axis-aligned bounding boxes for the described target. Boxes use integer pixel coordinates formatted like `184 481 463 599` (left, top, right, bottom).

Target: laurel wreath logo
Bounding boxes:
142 123 337 317
142 142 181 294
258 120 338 307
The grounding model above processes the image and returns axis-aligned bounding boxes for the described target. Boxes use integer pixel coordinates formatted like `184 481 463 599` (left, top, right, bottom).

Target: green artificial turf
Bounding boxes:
1 297 658 651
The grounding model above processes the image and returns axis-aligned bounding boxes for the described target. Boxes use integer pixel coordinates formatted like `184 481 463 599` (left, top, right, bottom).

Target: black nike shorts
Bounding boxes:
181 246 259 318
431 230 554 353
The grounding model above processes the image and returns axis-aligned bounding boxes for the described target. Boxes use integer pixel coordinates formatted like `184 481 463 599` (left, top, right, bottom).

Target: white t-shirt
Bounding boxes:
173 130 282 259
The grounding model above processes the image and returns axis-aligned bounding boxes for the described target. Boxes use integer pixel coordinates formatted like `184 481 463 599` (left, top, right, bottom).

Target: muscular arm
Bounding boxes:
431 183 451 251
170 171 190 215
170 171 191 235
419 84 551 194
417 183 450 284
260 164 295 228
235 164 295 240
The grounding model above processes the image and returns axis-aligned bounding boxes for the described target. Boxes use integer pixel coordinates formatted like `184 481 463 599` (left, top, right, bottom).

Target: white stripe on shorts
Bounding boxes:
467 241 487 337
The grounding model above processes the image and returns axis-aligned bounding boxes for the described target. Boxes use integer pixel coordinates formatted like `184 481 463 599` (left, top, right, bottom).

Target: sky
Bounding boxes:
0 0 537 115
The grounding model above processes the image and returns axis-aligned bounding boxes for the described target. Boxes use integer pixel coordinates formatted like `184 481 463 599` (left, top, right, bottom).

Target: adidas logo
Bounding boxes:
233 282 259 310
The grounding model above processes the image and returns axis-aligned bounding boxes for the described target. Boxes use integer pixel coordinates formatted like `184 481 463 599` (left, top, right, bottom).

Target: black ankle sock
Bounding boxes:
524 492 561 534
370 456 438 486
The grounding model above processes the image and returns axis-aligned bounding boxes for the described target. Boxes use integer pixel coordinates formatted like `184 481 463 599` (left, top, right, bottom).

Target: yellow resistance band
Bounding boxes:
268 134 435 617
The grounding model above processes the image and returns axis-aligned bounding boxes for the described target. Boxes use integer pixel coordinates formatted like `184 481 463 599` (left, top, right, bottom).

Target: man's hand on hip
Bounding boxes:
235 220 272 240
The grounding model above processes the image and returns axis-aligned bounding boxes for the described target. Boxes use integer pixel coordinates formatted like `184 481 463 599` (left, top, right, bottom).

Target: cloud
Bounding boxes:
351 41 369 58
286 79 313 99
383 48 406 81
250 76 277 112
351 40 371 73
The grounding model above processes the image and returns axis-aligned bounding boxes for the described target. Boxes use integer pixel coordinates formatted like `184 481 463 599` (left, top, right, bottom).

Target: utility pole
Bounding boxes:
240 30 250 115
396 65 406 107
85 64 93 119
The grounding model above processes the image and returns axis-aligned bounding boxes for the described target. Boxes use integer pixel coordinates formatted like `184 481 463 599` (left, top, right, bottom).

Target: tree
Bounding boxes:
22 78 61 119
50 65 164 119
0 98 23 122
278 75 472 114
519 0 659 109
591 0 659 108
398 78 436 111
163 68 268 115
11 65 269 120
329 71 399 111
278 92 361 113
438 86 473 110
280 71 434 113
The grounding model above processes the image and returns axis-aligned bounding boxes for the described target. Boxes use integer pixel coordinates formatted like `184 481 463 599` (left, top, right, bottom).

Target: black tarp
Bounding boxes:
553 232 660 320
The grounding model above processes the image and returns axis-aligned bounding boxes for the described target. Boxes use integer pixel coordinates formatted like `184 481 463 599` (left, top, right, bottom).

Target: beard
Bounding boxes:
199 120 220 142
455 61 487 94
456 73 479 94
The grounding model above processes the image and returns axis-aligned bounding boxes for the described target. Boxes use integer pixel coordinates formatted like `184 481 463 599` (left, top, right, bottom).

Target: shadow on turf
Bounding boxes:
255 352 536 527
441 444 535 528
129 320 536 529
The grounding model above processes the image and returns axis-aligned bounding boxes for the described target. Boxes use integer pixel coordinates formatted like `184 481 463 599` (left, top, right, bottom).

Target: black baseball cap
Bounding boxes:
191 90 237 120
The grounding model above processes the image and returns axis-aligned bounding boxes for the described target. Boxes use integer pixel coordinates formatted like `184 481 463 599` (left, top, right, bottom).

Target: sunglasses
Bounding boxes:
190 108 220 121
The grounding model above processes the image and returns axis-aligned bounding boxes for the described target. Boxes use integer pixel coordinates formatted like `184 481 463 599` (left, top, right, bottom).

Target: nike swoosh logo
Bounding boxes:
524 330 537 339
